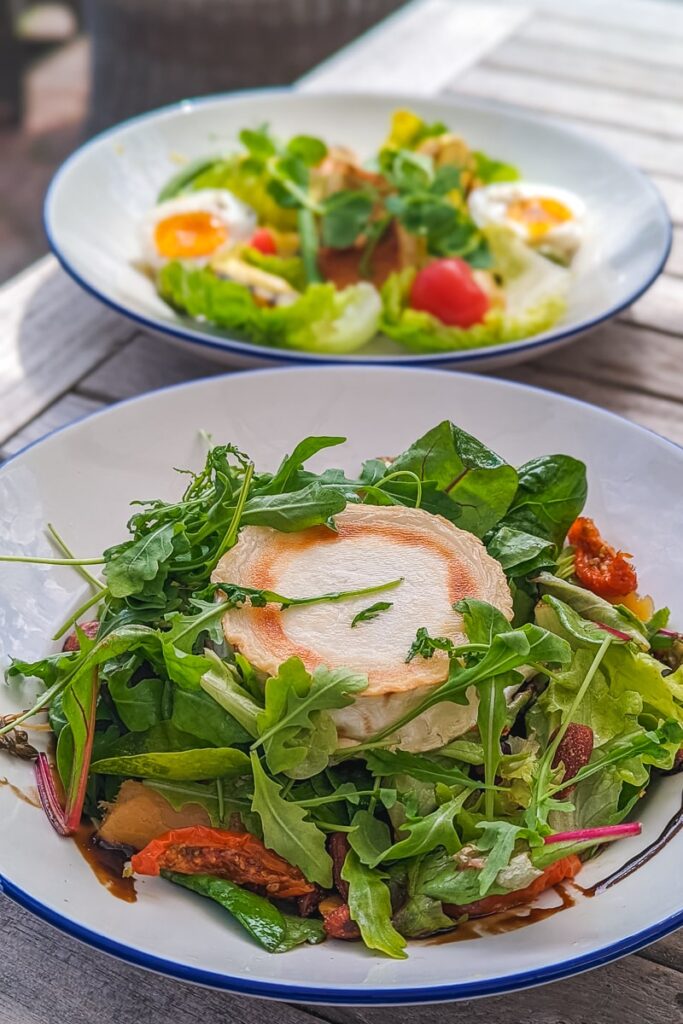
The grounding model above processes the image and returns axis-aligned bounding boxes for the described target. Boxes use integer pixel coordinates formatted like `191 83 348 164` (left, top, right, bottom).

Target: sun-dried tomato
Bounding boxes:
130 826 314 899
444 855 582 919
552 723 594 798
567 517 637 600
327 832 351 900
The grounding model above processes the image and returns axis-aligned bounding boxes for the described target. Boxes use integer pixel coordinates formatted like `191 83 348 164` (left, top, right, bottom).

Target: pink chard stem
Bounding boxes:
544 822 642 845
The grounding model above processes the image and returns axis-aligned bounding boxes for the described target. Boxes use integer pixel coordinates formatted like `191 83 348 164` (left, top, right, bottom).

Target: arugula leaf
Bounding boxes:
261 436 346 494
456 597 510 645
477 674 511 820
374 790 468 865
163 872 324 952
475 821 538 895
250 751 332 887
364 749 480 790
58 667 100 831
255 658 367 777
342 850 407 959
351 601 393 627
390 420 518 537
348 809 393 866
405 627 457 663
500 455 587 546
104 522 179 598
105 657 165 732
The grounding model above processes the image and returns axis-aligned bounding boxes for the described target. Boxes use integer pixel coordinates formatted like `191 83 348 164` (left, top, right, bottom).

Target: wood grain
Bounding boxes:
520 12 683 68
1 393 105 459
0 257 133 445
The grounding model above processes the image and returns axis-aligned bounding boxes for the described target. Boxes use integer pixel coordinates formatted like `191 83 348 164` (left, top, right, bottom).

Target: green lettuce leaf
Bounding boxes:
342 850 407 959
158 263 381 354
249 751 332 888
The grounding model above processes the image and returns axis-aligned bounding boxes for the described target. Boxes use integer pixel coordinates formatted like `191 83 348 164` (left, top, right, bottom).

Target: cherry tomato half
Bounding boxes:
248 227 277 255
410 258 490 329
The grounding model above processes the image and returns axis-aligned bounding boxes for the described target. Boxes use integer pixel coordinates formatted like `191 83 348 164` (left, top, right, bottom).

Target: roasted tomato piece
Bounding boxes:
62 620 99 652
319 895 361 940
130 826 314 899
567 517 637 600
444 854 582 919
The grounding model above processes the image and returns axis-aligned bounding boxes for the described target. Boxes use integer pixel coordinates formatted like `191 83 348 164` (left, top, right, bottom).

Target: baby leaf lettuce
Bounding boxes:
342 850 407 959
250 751 332 888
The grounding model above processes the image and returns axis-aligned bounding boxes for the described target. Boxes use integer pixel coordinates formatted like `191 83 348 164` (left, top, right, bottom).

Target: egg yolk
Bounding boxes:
505 196 573 240
154 211 228 259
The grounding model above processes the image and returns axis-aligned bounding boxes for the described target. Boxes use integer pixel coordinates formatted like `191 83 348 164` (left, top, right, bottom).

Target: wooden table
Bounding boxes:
1 1 682 1020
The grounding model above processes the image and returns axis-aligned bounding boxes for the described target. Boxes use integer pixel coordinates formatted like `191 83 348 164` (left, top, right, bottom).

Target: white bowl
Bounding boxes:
0 367 681 1003
44 90 671 370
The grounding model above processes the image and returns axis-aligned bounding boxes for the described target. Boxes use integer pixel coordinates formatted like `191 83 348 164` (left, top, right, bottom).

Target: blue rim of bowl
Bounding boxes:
42 88 673 368
1 364 682 1002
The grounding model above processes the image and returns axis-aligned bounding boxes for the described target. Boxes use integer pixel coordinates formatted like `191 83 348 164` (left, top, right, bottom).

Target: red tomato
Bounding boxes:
248 228 277 255
410 258 490 328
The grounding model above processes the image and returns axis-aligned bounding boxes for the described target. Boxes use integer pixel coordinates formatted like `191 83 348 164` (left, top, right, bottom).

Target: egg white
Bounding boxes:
141 188 257 270
468 182 585 263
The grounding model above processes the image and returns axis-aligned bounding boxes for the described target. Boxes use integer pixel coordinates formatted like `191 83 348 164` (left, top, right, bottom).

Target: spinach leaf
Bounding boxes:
500 455 587 546
91 744 250 781
172 687 251 747
487 527 556 579
241 481 347 531
389 421 518 536
250 751 332 887
374 791 468 865
163 872 324 952
342 850 407 959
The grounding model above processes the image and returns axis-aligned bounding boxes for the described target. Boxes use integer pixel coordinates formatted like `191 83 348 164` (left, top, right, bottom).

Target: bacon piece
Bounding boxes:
444 855 582 919
318 221 403 290
328 832 351 900
319 896 361 941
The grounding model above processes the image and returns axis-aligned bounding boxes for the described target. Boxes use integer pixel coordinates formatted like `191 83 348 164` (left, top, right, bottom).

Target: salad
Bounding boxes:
142 110 583 356
2 422 681 960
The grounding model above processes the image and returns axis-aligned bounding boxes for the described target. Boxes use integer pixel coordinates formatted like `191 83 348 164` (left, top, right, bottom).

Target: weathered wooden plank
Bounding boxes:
651 175 683 225
454 65 683 140
0 895 321 1024
530 0 683 38
667 228 683 278
542 116 683 181
77 331 225 402
306 949 683 1024
0 257 134 445
299 0 530 95
503 364 683 447
536 321 683 405
487 38 683 102
520 12 683 68
623 274 683 339
638 927 683 974
1 393 105 459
